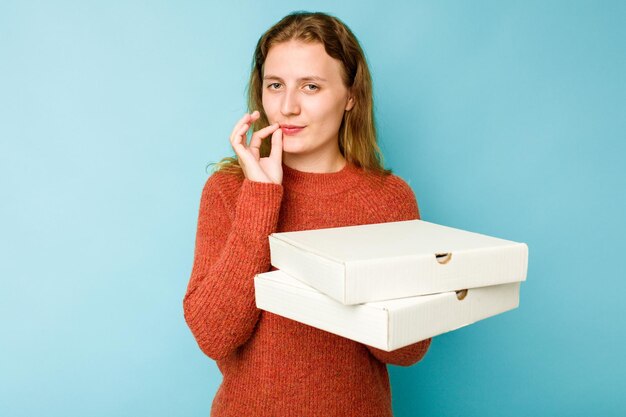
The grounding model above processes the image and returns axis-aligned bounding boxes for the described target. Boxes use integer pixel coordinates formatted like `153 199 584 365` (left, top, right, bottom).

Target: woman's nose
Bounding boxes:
280 89 301 116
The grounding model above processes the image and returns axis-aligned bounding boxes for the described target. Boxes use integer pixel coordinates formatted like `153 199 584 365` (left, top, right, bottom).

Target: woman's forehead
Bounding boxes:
263 41 344 81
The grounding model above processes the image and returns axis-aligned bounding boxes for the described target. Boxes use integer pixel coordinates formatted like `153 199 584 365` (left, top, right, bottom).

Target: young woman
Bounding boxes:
183 11 431 417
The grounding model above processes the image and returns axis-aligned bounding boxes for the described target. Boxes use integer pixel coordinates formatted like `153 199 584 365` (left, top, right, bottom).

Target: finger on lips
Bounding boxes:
258 122 280 135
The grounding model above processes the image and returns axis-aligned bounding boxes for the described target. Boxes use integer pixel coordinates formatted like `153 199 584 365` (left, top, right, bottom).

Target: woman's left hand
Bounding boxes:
229 110 283 184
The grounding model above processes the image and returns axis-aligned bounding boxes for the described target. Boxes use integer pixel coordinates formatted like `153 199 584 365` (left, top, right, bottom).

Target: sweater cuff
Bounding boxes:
233 179 283 238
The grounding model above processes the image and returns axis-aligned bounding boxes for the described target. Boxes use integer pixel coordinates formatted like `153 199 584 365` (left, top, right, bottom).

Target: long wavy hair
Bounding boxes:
215 11 389 176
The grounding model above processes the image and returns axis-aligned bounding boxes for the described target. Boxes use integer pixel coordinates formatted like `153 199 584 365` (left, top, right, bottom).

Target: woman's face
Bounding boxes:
262 40 354 167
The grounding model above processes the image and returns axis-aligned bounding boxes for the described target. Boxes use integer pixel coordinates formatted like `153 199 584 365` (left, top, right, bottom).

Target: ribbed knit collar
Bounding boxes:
282 162 362 196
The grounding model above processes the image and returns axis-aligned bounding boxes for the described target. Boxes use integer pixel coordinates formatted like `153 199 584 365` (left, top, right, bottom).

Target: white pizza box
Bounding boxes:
254 270 520 351
269 219 528 305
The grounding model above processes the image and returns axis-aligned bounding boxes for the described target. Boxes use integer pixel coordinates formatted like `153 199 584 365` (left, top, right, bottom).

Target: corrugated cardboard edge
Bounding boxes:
256 272 522 352
254 272 390 349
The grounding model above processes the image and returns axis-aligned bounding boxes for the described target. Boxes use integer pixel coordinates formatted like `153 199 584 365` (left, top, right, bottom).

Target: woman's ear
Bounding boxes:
345 96 355 111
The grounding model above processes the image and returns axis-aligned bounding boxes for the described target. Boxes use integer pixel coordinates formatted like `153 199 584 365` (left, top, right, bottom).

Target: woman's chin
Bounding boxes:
281 140 307 155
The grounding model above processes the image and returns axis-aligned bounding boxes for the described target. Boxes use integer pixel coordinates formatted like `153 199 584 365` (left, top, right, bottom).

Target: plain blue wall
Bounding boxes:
1 1 624 416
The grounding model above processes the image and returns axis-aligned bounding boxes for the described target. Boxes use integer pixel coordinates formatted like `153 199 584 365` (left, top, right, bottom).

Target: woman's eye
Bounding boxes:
304 84 319 91
267 83 282 90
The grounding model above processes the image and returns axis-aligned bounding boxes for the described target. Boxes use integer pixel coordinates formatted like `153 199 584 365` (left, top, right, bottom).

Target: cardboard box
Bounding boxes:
254 270 520 351
269 220 528 305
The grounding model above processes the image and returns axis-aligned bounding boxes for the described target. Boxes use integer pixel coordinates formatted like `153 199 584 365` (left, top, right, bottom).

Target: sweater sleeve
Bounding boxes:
364 175 433 366
183 173 283 360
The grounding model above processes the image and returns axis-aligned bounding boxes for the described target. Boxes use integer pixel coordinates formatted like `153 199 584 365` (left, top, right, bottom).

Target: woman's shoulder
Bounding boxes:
205 168 244 190
200 169 245 209
355 168 420 221
358 169 416 199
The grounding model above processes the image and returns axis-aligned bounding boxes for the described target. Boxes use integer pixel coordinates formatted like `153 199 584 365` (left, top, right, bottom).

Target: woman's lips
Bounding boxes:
280 125 305 135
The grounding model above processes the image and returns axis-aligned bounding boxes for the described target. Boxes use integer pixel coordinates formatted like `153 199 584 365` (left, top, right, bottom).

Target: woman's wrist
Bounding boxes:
232 179 284 238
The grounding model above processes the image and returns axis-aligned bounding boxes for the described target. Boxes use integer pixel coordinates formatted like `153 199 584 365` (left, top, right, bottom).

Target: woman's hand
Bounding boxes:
230 111 283 184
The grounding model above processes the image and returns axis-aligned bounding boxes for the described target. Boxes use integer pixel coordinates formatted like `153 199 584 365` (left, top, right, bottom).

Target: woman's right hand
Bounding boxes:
230 110 283 184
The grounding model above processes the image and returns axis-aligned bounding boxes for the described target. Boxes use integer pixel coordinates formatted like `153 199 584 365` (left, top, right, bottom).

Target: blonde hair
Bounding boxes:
214 11 389 176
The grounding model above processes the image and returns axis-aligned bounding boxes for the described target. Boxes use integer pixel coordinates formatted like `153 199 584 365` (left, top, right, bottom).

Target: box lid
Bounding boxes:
269 219 528 304
270 220 526 262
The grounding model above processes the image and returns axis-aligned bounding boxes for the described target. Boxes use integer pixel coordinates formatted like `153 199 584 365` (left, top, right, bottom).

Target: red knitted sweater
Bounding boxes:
183 162 431 417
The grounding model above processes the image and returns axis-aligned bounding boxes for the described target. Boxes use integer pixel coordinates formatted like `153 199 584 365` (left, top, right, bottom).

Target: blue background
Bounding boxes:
1 1 624 416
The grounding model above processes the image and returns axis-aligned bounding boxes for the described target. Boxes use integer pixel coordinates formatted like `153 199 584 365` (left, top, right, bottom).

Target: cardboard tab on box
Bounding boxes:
269 220 528 305
254 270 520 351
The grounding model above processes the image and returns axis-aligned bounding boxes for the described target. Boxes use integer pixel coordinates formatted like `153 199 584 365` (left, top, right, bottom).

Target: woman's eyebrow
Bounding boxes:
263 75 327 82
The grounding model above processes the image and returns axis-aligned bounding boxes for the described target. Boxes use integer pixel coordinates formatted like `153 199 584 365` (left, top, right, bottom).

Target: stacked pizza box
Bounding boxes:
254 220 528 351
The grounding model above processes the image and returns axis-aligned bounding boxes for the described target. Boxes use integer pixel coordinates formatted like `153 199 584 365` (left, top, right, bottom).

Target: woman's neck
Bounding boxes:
282 151 346 174
281 158 360 197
